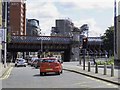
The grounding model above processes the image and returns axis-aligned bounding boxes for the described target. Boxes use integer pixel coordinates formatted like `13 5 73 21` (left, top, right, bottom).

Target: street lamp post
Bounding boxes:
114 0 117 63
4 2 8 68
40 33 45 57
41 37 43 53
100 34 101 58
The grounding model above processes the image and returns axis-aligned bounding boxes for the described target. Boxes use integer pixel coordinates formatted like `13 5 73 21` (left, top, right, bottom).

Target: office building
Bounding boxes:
1 0 26 64
8 0 26 35
51 19 74 37
9 1 26 35
26 19 41 36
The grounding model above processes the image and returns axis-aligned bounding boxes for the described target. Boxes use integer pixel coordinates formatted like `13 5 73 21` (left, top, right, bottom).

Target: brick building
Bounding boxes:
8 0 26 35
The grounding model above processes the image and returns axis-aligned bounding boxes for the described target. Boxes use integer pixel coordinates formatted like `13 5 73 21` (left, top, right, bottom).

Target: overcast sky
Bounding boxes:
26 0 120 37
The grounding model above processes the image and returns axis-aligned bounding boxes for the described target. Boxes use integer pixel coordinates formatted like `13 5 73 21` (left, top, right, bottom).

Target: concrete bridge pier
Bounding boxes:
70 27 81 62
11 52 17 63
71 46 80 61
64 49 71 62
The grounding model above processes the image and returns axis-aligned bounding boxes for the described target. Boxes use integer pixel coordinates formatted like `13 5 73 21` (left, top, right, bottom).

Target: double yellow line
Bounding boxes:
0 67 13 80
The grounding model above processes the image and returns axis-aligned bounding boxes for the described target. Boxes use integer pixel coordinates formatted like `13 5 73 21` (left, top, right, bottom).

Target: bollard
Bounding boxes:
88 61 91 72
103 63 107 75
95 63 98 73
111 64 114 77
79 59 81 65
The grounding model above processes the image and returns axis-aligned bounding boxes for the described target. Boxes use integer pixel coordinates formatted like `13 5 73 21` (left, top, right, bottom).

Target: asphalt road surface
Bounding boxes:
2 65 118 88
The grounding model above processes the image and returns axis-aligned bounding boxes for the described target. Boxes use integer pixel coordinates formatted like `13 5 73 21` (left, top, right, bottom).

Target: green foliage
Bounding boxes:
101 26 114 55
96 57 114 65
108 56 114 64
7 33 11 43
97 61 106 65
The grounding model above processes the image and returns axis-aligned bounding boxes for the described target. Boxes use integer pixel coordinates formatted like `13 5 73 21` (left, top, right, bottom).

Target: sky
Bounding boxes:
26 0 120 37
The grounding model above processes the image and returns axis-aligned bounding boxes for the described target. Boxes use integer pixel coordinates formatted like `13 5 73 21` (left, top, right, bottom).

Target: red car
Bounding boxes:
39 57 63 76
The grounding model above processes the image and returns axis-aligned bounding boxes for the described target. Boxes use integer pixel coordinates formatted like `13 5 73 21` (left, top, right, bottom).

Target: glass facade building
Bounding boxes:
51 19 74 37
26 19 41 36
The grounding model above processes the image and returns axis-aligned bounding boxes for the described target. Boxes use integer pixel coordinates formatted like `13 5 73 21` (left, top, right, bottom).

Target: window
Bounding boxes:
42 59 57 63
11 2 19 6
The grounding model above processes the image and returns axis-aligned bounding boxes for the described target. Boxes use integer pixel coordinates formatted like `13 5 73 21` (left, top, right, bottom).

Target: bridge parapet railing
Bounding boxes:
11 35 72 44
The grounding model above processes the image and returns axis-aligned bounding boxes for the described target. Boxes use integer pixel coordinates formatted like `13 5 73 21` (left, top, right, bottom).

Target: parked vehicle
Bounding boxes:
26 57 32 65
33 59 42 68
39 57 63 76
29 57 38 66
15 58 27 67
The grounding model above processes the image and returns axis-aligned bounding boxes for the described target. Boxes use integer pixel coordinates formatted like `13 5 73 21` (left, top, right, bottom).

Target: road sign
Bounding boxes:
0 29 5 42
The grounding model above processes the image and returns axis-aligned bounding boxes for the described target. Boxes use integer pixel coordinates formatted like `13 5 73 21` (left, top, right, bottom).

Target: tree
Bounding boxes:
101 26 114 55
7 32 11 43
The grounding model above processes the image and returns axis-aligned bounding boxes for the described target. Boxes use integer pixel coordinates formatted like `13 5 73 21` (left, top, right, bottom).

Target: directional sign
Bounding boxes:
0 29 5 42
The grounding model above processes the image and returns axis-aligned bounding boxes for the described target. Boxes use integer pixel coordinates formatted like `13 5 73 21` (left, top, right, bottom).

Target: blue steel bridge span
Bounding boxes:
7 35 72 62
7 35 72 52
7 35 103 62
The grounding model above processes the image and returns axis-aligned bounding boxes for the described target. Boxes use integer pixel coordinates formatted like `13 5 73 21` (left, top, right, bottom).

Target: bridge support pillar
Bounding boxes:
71 46 80 61
64 49 71 62
12 52 17 63
23 52 25 59
70 27 81 62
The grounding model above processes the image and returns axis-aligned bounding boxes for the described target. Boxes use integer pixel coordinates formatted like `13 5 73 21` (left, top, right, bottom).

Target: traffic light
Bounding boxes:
82 37 88 49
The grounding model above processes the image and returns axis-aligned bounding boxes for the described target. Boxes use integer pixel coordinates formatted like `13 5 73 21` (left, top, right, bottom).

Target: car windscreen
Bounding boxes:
18 59 25 62
42 59 57 63
32 58 38 61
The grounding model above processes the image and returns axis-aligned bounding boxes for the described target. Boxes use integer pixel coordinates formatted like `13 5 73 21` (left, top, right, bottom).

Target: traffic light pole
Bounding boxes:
82 37 88 70
83 49 86 70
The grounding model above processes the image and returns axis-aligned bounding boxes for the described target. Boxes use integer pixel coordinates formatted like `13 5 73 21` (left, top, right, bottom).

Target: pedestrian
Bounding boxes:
2 55 4 64
93 57 96 65
105 51 108 58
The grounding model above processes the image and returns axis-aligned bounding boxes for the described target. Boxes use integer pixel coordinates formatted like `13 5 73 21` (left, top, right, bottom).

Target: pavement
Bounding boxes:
0 63 13 78
63 61 120 86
